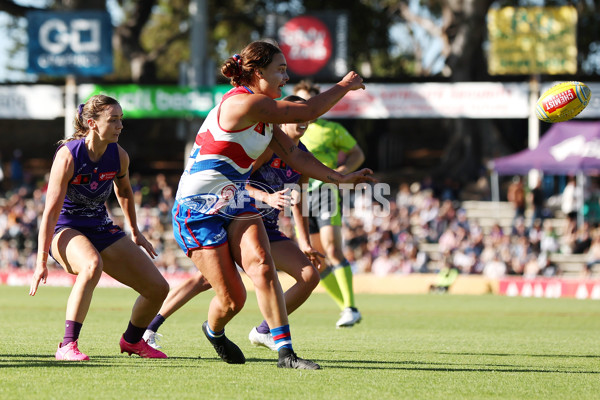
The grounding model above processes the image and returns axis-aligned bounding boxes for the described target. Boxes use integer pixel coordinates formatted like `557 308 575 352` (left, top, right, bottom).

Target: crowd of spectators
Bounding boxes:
2 158 600 280
0 161 182 272
331 179 600 279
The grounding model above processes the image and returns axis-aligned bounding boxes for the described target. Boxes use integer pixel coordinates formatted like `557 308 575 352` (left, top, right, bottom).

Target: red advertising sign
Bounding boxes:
498 277 600 300
279 16 333 76
265 12 348 79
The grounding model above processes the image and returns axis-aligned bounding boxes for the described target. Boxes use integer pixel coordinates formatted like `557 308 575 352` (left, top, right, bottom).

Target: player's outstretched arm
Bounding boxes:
269 126 374 186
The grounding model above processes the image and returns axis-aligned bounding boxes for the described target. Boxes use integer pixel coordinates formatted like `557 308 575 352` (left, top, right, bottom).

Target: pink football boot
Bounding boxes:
119 336 167 358
55 341 90 361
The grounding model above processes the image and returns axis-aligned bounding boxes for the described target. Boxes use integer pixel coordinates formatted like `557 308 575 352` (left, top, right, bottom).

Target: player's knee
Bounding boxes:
223 290 247 314
80 256 103 282
252 262 277 286
245 249 276 280
154 279 170 302
302 265 320 290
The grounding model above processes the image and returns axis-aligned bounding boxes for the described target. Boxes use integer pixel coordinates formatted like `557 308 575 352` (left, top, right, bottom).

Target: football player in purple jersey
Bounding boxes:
30 95 169 361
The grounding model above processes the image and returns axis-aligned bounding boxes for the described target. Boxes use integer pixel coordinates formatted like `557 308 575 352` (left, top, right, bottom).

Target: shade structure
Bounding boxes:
493 121 600 175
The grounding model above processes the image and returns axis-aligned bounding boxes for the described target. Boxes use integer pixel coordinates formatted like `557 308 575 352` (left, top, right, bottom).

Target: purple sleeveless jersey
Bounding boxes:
249 142 307 233
55 139 121 231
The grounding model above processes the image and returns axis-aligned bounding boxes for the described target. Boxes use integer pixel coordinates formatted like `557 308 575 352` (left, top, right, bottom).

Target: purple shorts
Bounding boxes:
266 227 290 243
52 222 126 255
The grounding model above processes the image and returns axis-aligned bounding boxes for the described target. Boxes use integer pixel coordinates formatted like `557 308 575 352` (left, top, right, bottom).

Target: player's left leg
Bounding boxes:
101 237 169 358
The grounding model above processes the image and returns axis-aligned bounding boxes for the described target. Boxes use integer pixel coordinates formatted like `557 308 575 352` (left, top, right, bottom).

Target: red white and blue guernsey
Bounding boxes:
173 86 273 254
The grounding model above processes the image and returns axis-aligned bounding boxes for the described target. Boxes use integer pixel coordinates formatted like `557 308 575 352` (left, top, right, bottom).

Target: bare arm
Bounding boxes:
336 144 365 175
291 174 324 268
292 175 311 249
221 71 365 130
112 145 157 258
30 146 73 295
268 126 374 186
246 148 293 209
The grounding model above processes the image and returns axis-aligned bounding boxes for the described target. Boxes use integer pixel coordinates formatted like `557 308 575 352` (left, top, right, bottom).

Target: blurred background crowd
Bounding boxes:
3 152 600 280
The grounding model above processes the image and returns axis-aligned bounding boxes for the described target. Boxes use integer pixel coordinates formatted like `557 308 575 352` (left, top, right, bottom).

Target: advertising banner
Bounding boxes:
27 11 113 76
265 12 348 80
312 82 531 119
499 278 600 300
0 85 63 119
2 82 598 120
77 84 232 118
487 6 578 75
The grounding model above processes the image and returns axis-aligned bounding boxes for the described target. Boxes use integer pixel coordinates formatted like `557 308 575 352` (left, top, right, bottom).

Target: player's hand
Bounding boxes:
29 259 48 296
132 231 158 259
263 189 292 210
299 243 325 269
340 71 365 91
339 168 376 185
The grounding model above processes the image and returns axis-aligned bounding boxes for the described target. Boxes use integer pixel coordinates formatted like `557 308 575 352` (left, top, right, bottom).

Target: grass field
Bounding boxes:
1 285 600 400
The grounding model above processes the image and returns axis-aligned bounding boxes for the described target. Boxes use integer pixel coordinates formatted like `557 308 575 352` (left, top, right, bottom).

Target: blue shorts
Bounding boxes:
172 194 259 256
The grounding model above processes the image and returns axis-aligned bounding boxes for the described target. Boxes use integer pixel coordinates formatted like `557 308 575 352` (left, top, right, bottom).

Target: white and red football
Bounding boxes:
536 81 592 123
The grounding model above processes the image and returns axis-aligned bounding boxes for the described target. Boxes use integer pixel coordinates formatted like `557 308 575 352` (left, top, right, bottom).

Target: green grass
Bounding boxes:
1 286 600 399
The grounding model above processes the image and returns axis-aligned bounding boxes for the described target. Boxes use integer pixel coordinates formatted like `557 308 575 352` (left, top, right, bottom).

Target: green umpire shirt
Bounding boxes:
300 118 357 192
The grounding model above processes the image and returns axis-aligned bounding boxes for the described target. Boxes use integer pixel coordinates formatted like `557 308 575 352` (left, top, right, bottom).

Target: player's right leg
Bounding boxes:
51 228 104 361
144 272 212 349
171 202 246 364
189 245 247 364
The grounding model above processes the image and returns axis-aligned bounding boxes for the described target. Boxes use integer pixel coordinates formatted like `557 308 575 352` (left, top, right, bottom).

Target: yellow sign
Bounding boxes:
488 6 577 75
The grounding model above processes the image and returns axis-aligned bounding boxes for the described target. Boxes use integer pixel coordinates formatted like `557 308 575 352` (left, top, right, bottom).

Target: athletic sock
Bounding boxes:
62 320 82 346
271 324 293 351
122 321 146 344
257 320 270 334
333 260 356 309
319 266 345 310
147 314 166 333
205 324 225 339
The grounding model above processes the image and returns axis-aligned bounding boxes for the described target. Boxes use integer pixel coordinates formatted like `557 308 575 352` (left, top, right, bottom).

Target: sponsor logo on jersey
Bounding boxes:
99 171 117 181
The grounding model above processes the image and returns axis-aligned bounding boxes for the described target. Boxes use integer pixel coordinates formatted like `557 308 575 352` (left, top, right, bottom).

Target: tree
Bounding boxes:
1 0 598 180
364 0 599 181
